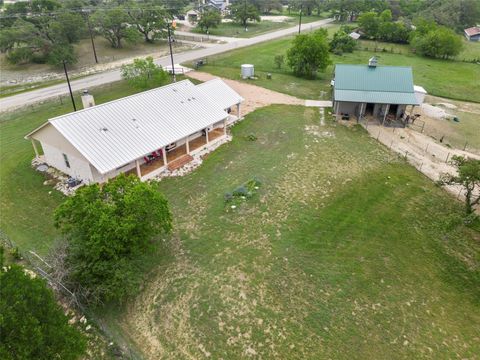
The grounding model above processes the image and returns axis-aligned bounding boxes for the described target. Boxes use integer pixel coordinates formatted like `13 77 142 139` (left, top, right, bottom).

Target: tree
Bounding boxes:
286 29 331 78
439 156 480 215
0 262 86 359
411 26 463 59
126 2 169 43
92 6 140 48
357 11 379 38
121 56 169 89
417 0 480 32
0 2 85 65
197 8 222 33
329 30 356 54
230 1 261 28
54 174 173 304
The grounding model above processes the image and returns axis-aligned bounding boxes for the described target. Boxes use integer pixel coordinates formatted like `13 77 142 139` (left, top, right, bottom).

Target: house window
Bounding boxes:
63 153 70 168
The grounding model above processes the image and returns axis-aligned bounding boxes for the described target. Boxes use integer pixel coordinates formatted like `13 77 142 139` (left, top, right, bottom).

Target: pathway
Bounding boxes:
187 71 305 115
0 18 334 113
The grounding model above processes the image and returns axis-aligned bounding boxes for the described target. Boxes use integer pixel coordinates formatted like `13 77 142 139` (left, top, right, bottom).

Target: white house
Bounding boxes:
26 79 243 184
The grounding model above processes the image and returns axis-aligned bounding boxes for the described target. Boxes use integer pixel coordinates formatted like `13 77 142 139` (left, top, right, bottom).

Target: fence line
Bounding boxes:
0 229 141 358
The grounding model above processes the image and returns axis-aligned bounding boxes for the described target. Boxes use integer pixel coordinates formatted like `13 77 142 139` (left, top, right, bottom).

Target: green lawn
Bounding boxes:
190 15 326 38
102 105 478 359
187 36 480 103
358 37 480 62
1 78 479 358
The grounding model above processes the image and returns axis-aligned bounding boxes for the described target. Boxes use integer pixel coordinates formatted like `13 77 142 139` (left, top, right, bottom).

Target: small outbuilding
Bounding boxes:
349 32 361 40
25 79 243 184
464 26 480 41
332 57 420 126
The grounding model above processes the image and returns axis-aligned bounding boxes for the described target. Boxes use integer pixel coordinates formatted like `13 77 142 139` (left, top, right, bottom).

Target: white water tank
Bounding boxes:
241 64 254 79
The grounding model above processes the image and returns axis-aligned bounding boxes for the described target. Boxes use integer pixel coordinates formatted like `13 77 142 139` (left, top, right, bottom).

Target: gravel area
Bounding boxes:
187 71 304 115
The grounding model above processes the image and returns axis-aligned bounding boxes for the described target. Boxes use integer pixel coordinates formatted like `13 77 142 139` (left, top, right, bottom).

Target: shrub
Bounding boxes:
233 185 249 197
274 54 284 69
224 192 234 202
6 47 34 64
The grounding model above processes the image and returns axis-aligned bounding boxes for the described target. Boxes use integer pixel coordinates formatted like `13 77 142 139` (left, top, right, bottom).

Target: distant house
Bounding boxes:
332 57 420 125
203 0 230 12
464 26 480 41
25 79 243 184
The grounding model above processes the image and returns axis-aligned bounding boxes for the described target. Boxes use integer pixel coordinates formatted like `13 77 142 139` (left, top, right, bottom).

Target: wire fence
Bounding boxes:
363 123 472 201
0 229 141 359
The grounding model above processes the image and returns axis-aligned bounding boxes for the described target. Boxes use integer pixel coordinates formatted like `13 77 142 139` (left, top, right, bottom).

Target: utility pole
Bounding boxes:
62 60 76 112
298 5 303 34
85 11 98 64
244 0 247 32
167 22 176 82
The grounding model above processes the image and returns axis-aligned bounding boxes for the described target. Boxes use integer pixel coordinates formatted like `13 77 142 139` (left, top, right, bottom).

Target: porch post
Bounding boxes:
382 104 390 126
237 103 241 119
224 118 228 136
135 159 141 178
186 135 190 154
205 128 209 143
162 146 168 166
31 139 39 158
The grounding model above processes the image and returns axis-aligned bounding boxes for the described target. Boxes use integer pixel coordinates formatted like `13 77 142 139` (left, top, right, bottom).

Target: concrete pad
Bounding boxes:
305 100 332 107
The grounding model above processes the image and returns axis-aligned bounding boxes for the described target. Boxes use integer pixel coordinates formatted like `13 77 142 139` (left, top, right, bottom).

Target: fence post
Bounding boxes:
421 122 425 133
390 140 393 149
419 162 423 171
445 152 450 163
463 141 468 151
377 131 380 140
425 144 429 153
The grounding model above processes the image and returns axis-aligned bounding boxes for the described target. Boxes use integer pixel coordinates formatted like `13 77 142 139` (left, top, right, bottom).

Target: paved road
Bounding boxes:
0 18 333 112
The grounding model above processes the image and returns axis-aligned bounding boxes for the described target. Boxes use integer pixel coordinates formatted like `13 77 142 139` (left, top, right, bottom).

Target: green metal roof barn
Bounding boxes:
333 58 420 127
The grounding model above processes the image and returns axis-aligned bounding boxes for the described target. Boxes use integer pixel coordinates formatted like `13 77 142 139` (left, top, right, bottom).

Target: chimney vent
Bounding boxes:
81 89 95 109
368 56 378 68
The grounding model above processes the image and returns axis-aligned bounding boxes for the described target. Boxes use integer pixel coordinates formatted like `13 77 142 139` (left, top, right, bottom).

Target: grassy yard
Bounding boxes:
189 15 326 38
99 105 479 359
187 35 480 103
359 37 480 62
0 76 479 357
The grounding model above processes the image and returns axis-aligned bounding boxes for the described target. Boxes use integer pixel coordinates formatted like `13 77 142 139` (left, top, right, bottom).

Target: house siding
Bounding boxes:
31 124 95 183
42 143 93 182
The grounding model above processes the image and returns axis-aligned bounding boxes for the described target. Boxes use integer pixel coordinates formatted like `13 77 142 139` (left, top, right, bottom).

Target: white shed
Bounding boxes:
414 85 427 105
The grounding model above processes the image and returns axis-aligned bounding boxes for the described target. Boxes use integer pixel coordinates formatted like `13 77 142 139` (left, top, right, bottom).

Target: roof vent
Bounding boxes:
368 56 378 68
100 127 108 132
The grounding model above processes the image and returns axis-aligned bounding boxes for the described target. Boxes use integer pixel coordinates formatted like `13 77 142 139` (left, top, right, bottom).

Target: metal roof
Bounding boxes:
34 80 232 174
464 27 480 36
334 64 418 105
196 78 244 110
334 90 418 104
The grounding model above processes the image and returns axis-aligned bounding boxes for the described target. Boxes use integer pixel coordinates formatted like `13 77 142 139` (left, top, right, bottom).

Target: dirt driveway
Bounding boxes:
187 71 305 115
